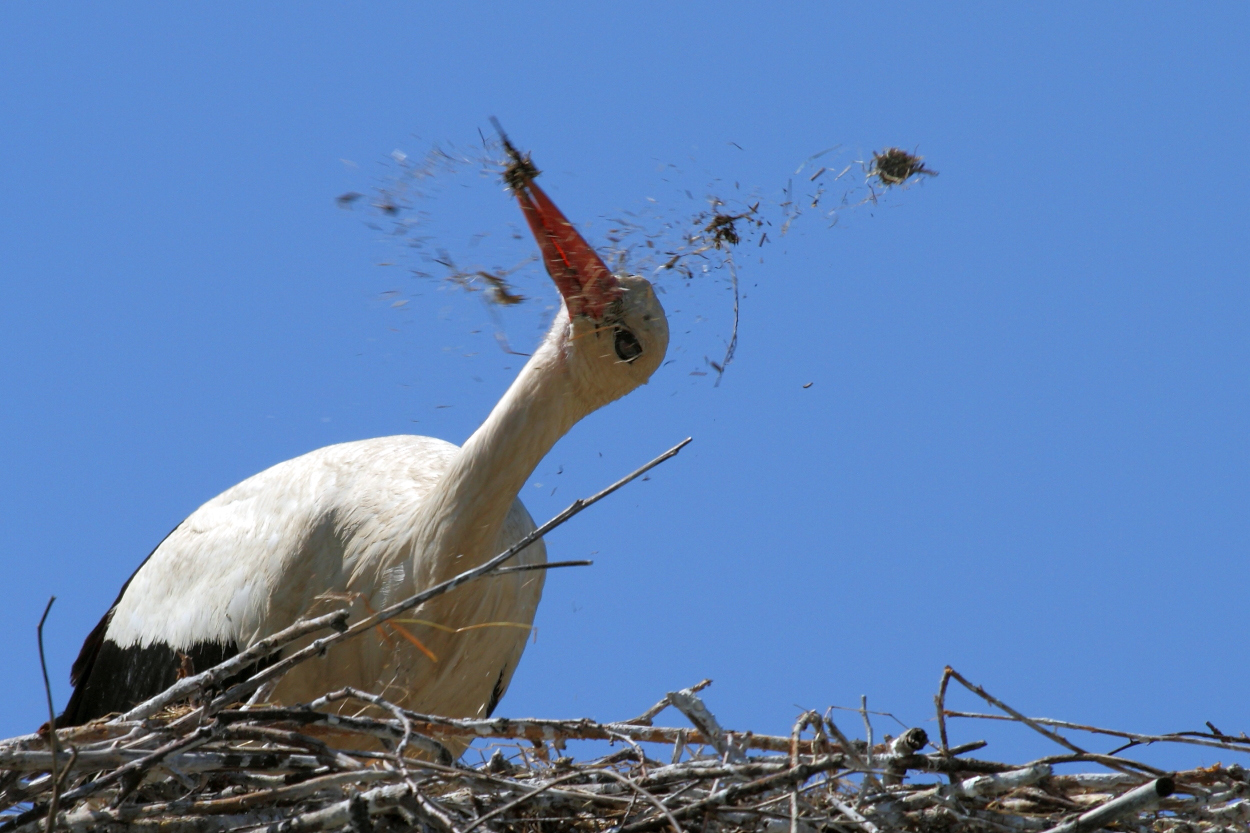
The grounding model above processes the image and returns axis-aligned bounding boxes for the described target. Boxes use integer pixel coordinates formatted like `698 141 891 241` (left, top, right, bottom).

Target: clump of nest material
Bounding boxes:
702 206 762 251
869 148 938 186
493 118 540 193
4 663 1249 833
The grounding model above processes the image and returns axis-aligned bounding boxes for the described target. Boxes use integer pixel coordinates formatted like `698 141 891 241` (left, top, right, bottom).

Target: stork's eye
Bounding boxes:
614 327 643 363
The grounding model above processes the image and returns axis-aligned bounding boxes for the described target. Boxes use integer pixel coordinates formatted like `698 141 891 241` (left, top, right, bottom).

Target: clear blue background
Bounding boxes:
2 3 1247 771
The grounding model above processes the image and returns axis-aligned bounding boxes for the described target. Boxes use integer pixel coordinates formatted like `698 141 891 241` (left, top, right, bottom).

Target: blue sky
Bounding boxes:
2 3 1247 770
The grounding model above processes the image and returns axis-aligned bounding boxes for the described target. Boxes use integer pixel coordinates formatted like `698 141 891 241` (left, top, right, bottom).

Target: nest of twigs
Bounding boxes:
4 446 1248 832
3 667 1249 833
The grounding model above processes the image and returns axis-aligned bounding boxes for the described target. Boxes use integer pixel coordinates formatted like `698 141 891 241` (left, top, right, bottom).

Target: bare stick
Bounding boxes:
493 559 592 575
253 782 431 833
36 597 61 832
1022 752 1166 777
943 667 1092 759
828 796 879 833
624 679 711 727
790 711 825 768
248 700 799 755
89 770 392 821
822 716 880 793
307 687 452 764
667 683 745 764
902 763 1054 806
942 709 1250 756
859 695 873 754
935 666 951 755
1040 777 1174 833
219 725 362 773
0 747 329 779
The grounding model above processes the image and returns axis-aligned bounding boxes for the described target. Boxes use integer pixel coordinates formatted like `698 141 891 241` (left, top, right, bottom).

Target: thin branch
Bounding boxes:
36 598 60 832
492 559 592 575
858 695 873 756
667 683 745 764
822 716 880 791
302 688 452 765
1040 777 1174 833
624 679 712 727
935 666 952 756
943 667 1098 762
942 709 1250 755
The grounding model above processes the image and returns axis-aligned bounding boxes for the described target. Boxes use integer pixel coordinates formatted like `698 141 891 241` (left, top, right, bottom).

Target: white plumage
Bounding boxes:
107 435 546 718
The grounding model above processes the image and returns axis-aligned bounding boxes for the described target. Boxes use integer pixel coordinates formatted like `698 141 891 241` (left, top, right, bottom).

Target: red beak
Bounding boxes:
512 179 622 321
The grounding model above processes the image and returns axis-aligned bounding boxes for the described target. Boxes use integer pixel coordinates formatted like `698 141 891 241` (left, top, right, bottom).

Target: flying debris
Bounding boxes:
346 127 938 384
869 147 938 187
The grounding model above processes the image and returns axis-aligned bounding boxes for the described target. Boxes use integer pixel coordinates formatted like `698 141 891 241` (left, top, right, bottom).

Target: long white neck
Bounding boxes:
405 309 592 587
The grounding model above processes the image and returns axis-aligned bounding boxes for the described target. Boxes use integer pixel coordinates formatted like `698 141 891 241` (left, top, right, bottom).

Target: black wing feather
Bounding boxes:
58 524 274 727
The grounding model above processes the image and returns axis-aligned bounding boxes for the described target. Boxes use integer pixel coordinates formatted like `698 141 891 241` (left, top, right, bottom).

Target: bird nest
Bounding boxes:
3 666 1249 833
4 449 1247 831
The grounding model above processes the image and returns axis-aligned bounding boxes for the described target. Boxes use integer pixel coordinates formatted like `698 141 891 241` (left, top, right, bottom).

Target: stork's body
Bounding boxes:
63 436 546 724
60 149 669 729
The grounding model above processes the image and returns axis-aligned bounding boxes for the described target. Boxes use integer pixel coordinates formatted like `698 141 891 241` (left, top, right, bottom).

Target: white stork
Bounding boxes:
59 151 669 728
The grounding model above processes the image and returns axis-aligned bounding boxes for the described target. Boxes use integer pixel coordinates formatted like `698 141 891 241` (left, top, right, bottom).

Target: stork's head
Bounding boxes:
511 174 669 407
